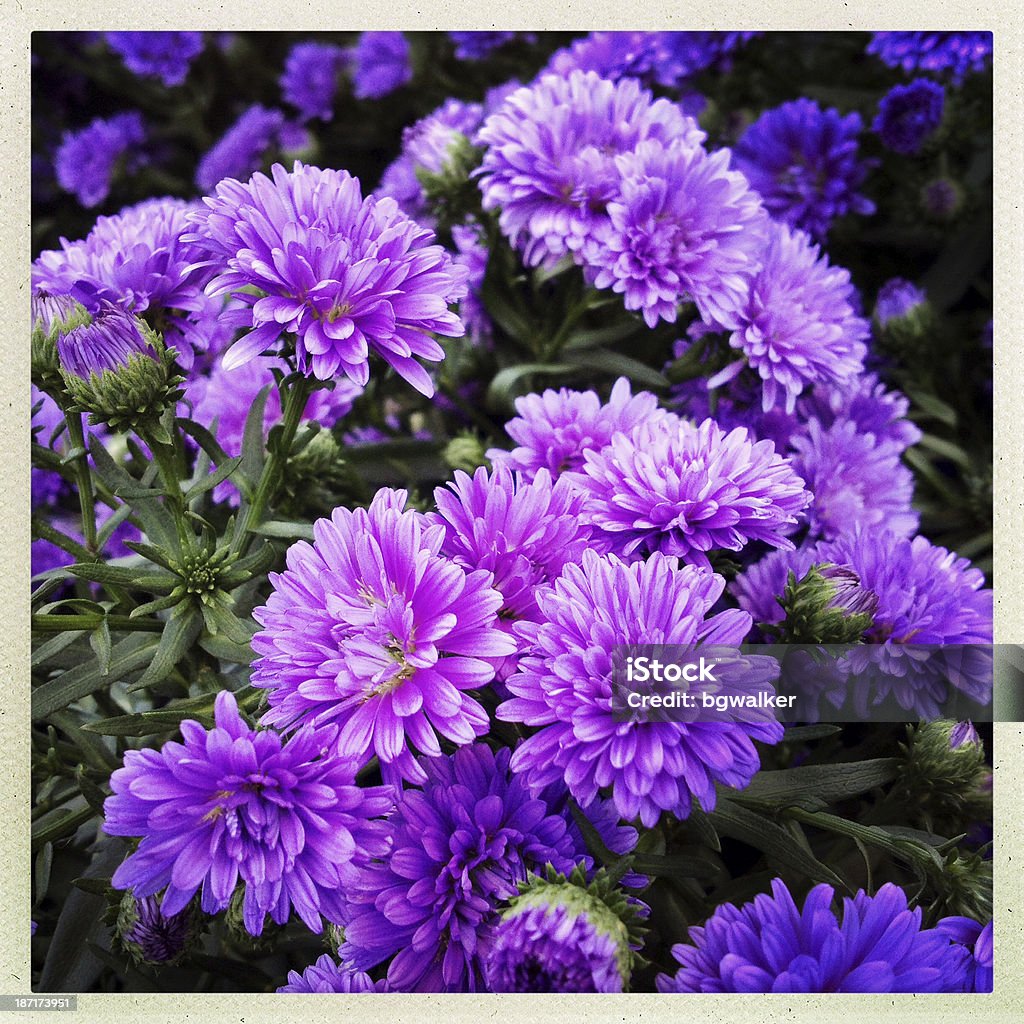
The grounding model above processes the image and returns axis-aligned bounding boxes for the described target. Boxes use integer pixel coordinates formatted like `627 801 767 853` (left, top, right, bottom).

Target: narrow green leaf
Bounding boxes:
128 604 202 691
486 363 573 410
198 633 256 664
35 843 54 905
176 416 234 468
239 383 272 485
88 619 112 676
83 709 214 737
184 456 243 504
564 348 669 390
731 758 900 811
250 520 315 541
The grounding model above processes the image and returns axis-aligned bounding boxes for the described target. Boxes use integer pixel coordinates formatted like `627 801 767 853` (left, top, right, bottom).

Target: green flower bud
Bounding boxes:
31 291 92 394
443 432 489 474
770 563 877 643
115 892 202 967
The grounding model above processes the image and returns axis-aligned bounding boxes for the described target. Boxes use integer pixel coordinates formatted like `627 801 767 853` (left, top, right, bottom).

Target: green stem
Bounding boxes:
32 614 164 633
231 374 313 554
63 410 98 554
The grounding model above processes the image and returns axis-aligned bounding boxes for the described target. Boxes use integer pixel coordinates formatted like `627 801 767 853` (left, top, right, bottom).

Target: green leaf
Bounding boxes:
709 801 845 888
486 363 573 410
731 758 900 811
782 724 843 743
563 318 644 351
128 603 202 691
88 618 112 676
631 852 723 881
250 520 315 541
917 433 972 469
906 388 958 428
239 383 272 485
564 348 670 390
199 599 256 645
176 416 234 468
32 634 158 720
70 877 112 897
83 709 214 737
198 633 256 664
184 455 244 504
35 843 53 905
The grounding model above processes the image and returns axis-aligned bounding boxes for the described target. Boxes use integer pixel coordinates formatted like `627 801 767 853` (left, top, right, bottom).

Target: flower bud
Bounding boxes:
57 303 183 435
484 866 646 993
115 892 201 967
443 432 488 474
31 290 91 393
920 177 964 221
774 562 877 643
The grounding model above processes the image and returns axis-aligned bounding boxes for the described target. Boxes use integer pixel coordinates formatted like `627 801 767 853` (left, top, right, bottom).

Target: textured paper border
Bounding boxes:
4 6 1021 1021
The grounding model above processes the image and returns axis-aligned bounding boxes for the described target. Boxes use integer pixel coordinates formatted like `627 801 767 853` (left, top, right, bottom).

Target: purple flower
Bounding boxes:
33 197 219 369
280 42 348 123
720 222 868 411
339 743 581 992
949 720 982 750
485 903 623 993
587 138 769 329
448 32 520 60
351 32 411 100
867 32 993 83
819 529 992 644
935 918 993 992
104 691 393 936
487 376 666 481
657 879 970 992
875 277 927 328
31 385 68 508
568 415 810 568
499 550 781 826
278 955 385 993
105 32 204 86
54 112 145 208
118 894 196 964
547 31 757 88
451 223 491 342
789 417 919 541
477 71 705 267
431 465 592 624
874 79 945 155
195 105 285 193
732 98 875 240
185 162 467 396
251 488 516 785
57 303 155 380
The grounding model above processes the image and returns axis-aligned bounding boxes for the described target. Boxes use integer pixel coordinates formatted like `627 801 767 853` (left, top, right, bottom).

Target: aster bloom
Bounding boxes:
719 222 868 412
569 415 811 568
351 32 411 100
874 79 945 155
732 98 875 239
105 32 204 86
587 138 770 329
54 112 145 208
431 465 592 622
280 41 348 122
657 879 969 992
867 32 993 83
477 71 705 267
789 417 919 541
875 277 927 328
499 550 782 826
935 918 993 992
33 197 219 369
104 691 393 936
56 302 155 380
278 955 385 993
340 743 581 991
185 162 468 396
488 376 666 480
195 105 285 193
251 488 516 785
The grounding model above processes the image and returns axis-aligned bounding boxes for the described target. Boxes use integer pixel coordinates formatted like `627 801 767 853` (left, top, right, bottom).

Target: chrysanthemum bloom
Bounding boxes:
714 222 868 411
477 71 705 267
867 32 993 83
186 162 467 395
874 79 945 155
195 105 286 193
351 32 411 99
104 691 393 936
935 918 993 992
584 139 769 328
54 112 146 208
184 356 359 503
280 41 348 122
105 32 205 86
499 550 782 826
569 415 810 567
487 376 666 480
116 893 199 966
448 31 522 60
339 743 581 992
789 417 918 541
278 955 385 993
251 488 515 784
819 528 992 645
731 98 875 239
33 197 220 369
547 31 757 89
485 868 645 993
431 465 592 621
656 879 970 992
